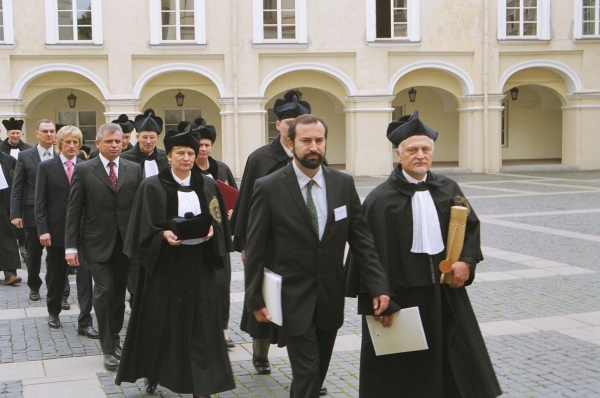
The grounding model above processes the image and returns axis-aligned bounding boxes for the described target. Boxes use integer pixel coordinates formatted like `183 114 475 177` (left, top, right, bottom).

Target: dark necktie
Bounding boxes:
108 161 118 190
306 180 319 234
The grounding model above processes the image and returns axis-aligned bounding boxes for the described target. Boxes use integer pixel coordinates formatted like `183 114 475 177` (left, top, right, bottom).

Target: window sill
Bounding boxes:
251 42 308 49
499 39 550 44
573 37 600 42
46 43 104 50
0 43 16 49
149 42 207 50
366 40 421 47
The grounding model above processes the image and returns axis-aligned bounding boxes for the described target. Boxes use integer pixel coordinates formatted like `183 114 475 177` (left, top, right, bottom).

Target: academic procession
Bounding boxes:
2 1 600 397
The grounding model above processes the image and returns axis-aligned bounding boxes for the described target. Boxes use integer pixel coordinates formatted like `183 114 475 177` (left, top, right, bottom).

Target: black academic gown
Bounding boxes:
119 143 169 178
0 138 32 155
116 168 235 396
0 152 20 272
193 157 237 329
346 165 501 398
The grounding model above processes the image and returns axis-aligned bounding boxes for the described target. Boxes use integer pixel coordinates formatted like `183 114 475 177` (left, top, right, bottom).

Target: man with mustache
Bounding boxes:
244 114 391 397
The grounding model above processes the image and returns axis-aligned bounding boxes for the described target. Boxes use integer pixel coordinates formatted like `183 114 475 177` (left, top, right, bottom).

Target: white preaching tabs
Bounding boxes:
10 148 20 159
144 159 159 178
262 268 283 326
366 306 428 356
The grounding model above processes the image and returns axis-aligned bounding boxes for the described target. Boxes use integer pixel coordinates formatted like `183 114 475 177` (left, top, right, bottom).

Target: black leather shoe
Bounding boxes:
103 354 118 370
145 378 158 394
61 299 70 310
78 326 100 339
320 386 328 395
225 339 235 349
113 345 123 360
48 314 61 329
252 356 271 375
29 290 40 301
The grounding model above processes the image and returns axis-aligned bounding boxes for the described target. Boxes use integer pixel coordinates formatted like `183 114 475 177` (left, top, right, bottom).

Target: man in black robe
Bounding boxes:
230 89 311 375
346 110 501 398
0 151 22 285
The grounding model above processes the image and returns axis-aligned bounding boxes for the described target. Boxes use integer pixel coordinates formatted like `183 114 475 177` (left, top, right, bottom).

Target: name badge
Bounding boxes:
334 205 347 221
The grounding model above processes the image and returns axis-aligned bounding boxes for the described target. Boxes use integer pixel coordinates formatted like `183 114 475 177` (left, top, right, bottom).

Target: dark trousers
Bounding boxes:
88 235 130 354
24 226 43 291
76 257 93 328
45 246 71 316
285 325 337 398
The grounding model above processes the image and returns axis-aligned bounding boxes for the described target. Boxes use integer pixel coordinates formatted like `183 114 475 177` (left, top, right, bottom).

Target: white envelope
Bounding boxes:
366 306 429 356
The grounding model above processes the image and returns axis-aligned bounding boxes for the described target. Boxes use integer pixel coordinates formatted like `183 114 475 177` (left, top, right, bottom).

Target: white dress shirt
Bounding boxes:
403 170 445 255
59 153 77 172
37 145 54 161
172 170 204 245
293 161 327 240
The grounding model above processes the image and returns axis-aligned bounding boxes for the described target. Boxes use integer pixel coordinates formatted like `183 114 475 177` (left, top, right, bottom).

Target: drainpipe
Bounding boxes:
232 0 240 177
483 0 490 173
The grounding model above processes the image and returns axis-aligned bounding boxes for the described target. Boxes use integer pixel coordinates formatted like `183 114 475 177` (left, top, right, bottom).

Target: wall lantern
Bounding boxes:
175 90 185 107
510 87 519 101
408 87 417 102
67 90 77 108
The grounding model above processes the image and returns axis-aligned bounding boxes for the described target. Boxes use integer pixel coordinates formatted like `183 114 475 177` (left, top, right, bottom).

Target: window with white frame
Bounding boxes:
366 0 420 43
253 0 307 44
164 109 203 132
498 0 550 40
575 0 600 38
501 100 509 147
150 0 206 45
57 110 97 145
0 0 15 45
45 0 103 45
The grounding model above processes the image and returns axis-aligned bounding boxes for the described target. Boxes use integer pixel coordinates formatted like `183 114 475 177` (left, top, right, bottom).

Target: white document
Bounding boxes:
10 148 20 159
366 306 428 356
334 205 347 221
262 268 283 326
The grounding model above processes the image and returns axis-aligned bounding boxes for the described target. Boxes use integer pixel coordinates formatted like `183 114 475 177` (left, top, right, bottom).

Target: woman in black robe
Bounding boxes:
116 132 235 398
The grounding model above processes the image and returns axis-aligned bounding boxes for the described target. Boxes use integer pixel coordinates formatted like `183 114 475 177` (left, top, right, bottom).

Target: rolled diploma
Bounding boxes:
439 206 468 284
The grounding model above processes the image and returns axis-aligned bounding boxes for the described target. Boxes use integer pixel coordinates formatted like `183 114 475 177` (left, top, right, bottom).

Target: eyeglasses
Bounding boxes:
38 130 56 134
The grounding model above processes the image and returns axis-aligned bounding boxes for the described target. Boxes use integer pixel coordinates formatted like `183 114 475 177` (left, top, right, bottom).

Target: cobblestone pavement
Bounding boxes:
1 169 600 397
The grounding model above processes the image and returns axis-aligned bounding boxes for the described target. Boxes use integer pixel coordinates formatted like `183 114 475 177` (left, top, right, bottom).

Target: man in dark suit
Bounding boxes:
10 119 70 305
244 115 392 397
65 123 142 370
34 126 98 337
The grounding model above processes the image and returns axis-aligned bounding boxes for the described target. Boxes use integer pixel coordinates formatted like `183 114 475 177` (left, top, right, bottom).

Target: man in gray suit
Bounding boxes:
10 119 70 305
244 115 392 397
65 123 142 370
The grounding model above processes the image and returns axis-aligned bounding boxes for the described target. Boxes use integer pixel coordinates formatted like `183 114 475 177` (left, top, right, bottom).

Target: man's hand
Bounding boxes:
39 233 51 247
11 218 23 228
450 261 470 288
227 209 233 220
163 230 181 246
253 307 271 323
241 250 246 264
372 294 390 316
375 314 395 328
202 226 214 241
65 253 80 267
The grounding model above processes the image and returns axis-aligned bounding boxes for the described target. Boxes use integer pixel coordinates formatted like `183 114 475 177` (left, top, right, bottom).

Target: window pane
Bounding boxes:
180 0 194 11
79 111 96 125
162 26 177 40
59 26 74 40
523 22 537 35
77 26 92 40
58 0 73 11
162 0 177 11
583 8 595 21
180 11 194 25
181 26 194 39
162 11 176 25
583 22 595 35
58 111 76 125
523 0 536 7
263 0 276 10
264 11 277 24
263 26 277 39
506 23 520 36
394 0 407 7
523 9 536 22
281 11 295 24
76 0 91 10
77 11 92 25
394 24 407 37
583 0 595 6
0 28 4 42
281 0 295 9
506 9 520 22
80 126 96 142
394 10 407 23
183 109 202 122
282 25 295 39
506 0 520 7
58 11 73 25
